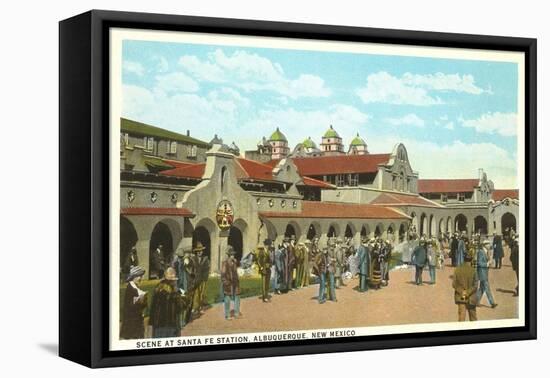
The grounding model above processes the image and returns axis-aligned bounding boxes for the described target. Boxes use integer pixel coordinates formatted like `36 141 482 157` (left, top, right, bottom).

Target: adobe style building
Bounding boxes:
120 119 519 276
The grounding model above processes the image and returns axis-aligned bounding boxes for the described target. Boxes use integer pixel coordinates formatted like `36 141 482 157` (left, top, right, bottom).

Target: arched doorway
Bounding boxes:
327 224 339 238
501 212 517 240
374 223 384 238
228 226 244 262
345 224 355 239
192 226 211 259
446 216 453 234
410 212 418 234
455 214 468 235
438 218 445 237
429 215 436 237
149 221 175 278
420 213 428 236
120 216 138 276
306 223 319 241
361 225 370 239
399 223 406 242
474 215 488 235
284 223 297 239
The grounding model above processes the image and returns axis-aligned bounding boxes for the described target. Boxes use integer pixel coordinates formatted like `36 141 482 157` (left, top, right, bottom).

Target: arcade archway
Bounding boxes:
474 215 488 235
455 214 468 234
120 216 138 275
501 212 517 240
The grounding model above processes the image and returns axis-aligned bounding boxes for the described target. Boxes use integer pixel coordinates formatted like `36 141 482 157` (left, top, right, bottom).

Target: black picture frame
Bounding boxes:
59 9 537 368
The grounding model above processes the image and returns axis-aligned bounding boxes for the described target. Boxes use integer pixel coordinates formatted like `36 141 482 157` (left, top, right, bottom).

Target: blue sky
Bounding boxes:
121 39 519 188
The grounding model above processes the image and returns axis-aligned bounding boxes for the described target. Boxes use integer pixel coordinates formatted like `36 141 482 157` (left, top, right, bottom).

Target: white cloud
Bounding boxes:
122 84 248 140
122 60 145 76
153 56 169 73
357 71 442 106
444 121 455 130
402 72 487 94
154 72 199 93
179 49 331 99
357 71 488 106
367 136 517 188
460 112 517 137
385 113 425 127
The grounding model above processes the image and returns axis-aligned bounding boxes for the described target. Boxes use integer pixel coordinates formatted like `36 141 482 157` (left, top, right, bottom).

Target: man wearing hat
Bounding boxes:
452 249 479 321
334 238 345 288
150 267 188 337
282 237 295 291
255 240 272 302
294 241 307 289
427 238 438 284
510 235 519 296
476 240 497 308
450 232 459 266
221 246 241 319
411 237 428 285
150 243 165 279
173 247 196 326
313 247 336 303
273 242 286 294
192 242 210 316
122 246 139 282
456 233 467 266
120 266 147 339
301 239 312 287
357 237 370 292
492 232 504 269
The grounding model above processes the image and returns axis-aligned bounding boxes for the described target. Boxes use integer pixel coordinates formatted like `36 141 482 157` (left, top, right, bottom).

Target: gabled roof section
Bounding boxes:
492 189 519 201
370 192 444 208
160 163 206 179
291 154 391 176
417 178 479 194
260 201 409 220
121 118 210 147
235 158 282 183
299 176 337 189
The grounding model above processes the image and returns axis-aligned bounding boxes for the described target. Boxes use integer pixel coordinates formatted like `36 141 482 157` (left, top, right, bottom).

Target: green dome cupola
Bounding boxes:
269 127 287 142
350 133 366 146
302 136 317 149
323 125 340 138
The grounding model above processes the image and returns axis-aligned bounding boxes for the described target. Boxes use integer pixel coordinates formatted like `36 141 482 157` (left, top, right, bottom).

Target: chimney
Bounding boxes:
186 130 190 136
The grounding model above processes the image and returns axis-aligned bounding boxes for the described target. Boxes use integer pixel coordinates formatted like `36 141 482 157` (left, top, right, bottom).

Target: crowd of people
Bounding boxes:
120 242 211 339
119 227 520 339
246 235 394 305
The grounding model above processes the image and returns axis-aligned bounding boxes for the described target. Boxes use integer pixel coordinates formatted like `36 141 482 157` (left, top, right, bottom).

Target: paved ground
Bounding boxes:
181 254 519 337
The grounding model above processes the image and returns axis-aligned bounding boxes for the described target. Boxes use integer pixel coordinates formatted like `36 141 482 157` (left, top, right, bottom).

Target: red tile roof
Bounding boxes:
300 176 337 189
289 154 391 176
260 201 408 220
161 159 197 169
370 192 443 208
235 158 282 182
121 207 195 217
492 189 519 201
417 179 479 193
161 163 206 179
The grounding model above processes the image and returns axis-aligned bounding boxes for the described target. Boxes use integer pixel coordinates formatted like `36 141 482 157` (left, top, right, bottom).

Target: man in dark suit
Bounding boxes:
411 238 428 285
452 250 479 321
450 233 459 266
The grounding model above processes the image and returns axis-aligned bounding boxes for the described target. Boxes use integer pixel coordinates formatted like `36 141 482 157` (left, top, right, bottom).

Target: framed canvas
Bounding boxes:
59 10 537 368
